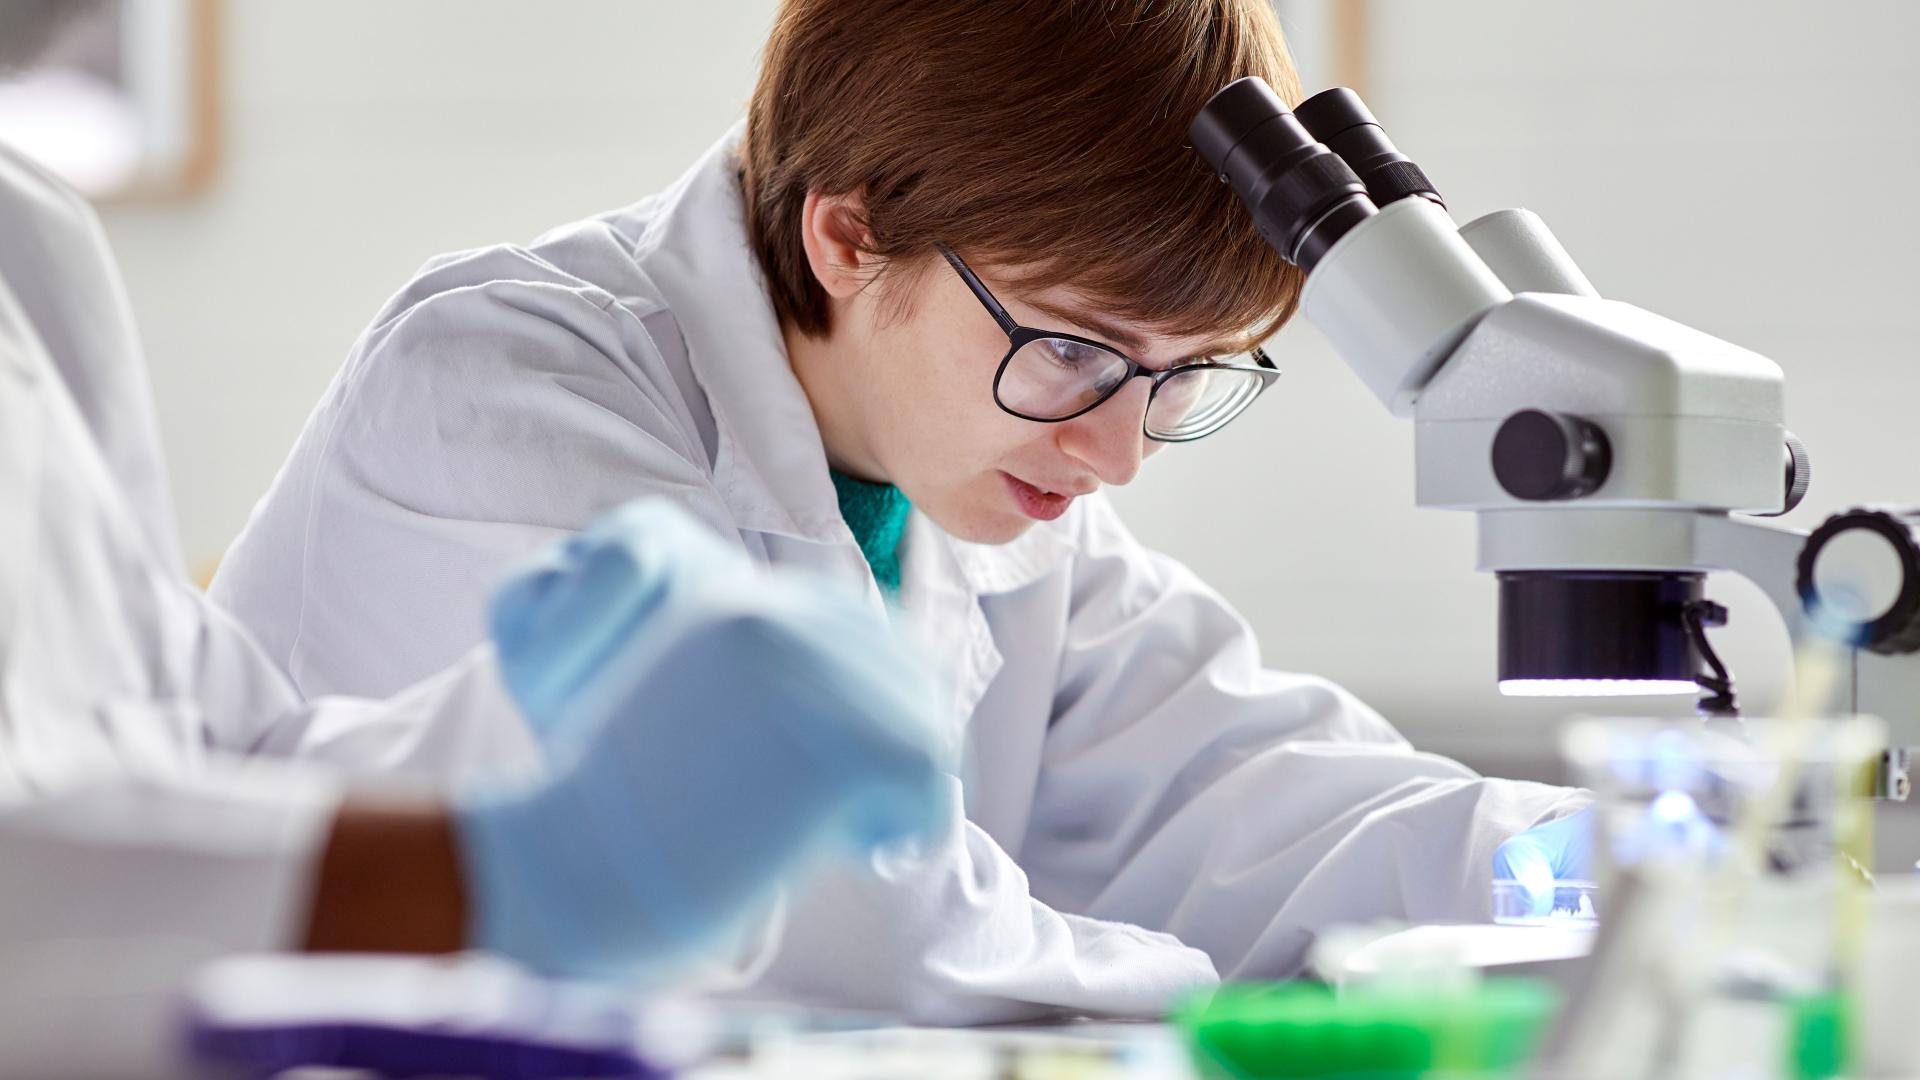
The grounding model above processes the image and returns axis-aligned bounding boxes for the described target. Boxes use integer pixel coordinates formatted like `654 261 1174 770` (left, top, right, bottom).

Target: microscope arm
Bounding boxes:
1692 514 1809 643
1696 513 1917 796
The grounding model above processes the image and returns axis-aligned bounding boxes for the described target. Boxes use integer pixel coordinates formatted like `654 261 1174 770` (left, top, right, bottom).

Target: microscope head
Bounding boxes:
1192 79 1801 701
1419 289 1789 698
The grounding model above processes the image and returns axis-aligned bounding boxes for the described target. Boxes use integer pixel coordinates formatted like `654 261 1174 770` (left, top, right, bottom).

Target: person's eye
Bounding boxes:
1042 339 1105 369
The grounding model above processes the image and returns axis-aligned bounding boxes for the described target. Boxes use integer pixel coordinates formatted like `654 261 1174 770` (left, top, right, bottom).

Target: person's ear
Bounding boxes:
799 190 882 301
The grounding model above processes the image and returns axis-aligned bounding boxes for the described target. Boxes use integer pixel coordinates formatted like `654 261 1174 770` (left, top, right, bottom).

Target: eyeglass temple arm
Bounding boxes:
937 244 1020 336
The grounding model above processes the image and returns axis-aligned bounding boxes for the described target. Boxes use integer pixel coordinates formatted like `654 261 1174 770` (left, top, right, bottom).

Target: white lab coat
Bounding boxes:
0 142 539 1077
214 125 1586 1023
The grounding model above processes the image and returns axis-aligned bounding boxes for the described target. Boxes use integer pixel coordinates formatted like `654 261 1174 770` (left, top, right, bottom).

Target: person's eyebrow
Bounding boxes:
1020 296 1147 353
1021 296 1258 363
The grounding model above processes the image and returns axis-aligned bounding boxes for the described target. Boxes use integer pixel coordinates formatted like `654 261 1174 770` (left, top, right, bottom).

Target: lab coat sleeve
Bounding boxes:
1020 496 1588 980
728 773 1221 1026
0 761 340 1079
143 526 544 788
0 761 338 956
0 143 182 572
210 252 735 701
245 644 544 789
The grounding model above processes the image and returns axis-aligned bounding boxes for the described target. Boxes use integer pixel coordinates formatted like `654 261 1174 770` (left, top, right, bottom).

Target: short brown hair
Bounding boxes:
741 0 1304 349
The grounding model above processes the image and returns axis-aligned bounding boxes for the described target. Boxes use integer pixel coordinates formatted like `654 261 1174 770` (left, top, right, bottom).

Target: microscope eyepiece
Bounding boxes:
1189 76 1376 271
1293 87 1444 210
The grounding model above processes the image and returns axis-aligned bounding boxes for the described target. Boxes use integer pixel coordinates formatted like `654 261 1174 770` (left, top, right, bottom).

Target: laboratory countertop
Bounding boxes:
682 1019 1197 1080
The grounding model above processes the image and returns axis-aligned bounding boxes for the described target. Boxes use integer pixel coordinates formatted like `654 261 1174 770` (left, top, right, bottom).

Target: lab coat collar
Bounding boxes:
943 518 1078 597
631 123 848 545
892 501 1075 745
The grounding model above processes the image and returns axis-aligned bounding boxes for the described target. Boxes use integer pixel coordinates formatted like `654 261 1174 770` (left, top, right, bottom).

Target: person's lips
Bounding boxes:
1001 472 1078 521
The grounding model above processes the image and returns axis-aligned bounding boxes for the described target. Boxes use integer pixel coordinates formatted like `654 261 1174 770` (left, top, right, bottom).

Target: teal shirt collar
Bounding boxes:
829 469 911 595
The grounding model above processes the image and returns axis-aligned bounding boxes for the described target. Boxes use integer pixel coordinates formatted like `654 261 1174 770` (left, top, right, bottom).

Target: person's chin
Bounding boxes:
926 502 1034 546
969 515 1036 545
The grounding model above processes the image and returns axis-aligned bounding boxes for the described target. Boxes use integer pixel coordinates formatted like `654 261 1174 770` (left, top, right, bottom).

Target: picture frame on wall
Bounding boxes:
0 0 220 200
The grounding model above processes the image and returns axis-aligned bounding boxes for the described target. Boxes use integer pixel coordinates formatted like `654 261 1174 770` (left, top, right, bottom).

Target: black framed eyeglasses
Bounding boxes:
937 243 1280 443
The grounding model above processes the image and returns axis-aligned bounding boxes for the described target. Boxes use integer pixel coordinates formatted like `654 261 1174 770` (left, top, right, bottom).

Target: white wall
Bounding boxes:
98 2 1920 851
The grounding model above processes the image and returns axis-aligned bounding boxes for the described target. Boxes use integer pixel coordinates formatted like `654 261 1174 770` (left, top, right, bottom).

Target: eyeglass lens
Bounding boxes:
1144 365 1268 440
996 334 1266 439
995 337 1134 420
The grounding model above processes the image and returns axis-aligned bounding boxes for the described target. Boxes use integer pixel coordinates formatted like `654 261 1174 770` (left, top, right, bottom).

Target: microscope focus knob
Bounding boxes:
1755 431 1813 517
1782 432 1813 514
1796 507 1920 655
1491 409 1612 501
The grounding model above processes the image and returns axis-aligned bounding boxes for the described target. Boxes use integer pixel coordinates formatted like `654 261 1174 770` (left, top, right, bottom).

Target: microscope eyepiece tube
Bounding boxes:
1293 87 1445 210
1457 209 1601 298
1189 76 1376 271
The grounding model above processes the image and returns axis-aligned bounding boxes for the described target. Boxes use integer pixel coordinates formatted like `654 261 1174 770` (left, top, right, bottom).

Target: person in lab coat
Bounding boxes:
213 0 1593 1022
0 10 952 1074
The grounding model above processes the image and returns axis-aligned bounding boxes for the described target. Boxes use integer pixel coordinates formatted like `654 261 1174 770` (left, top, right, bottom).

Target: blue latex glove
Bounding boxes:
1492 806 1598 918
486 501 749 744
458 500 954 981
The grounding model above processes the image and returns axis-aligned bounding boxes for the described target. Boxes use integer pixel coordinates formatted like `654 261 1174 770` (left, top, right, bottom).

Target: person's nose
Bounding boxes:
1056 377 1152 487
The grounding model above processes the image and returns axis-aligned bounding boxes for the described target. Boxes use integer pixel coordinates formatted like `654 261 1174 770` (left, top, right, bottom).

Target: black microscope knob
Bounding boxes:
1781 432 1812 515
1491 409 1612 501
1796 507 1920 655
1756 432 1813 517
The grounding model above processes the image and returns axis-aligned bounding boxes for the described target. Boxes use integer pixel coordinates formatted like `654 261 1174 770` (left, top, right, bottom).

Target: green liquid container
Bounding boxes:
1174 980 1560 1079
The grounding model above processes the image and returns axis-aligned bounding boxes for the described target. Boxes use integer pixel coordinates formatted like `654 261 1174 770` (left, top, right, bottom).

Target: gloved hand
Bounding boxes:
487 500 749 743
1492 806 1597 918
458 500 954 981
